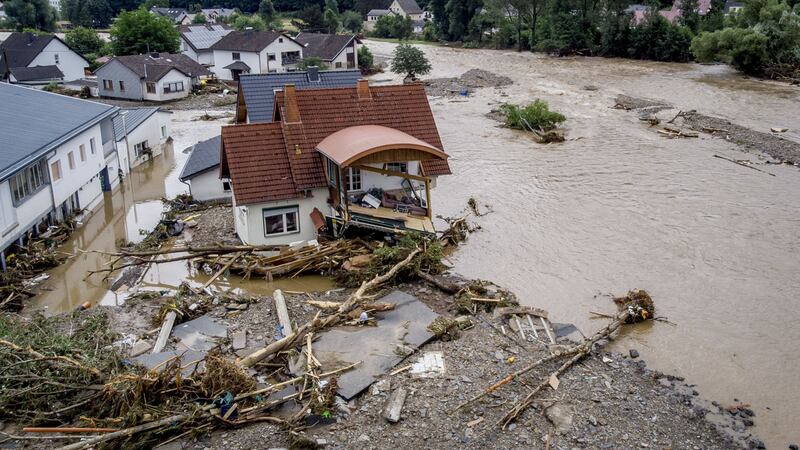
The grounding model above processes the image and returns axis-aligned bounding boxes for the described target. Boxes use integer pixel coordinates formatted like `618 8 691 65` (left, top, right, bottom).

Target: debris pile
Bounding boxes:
425 69 513 97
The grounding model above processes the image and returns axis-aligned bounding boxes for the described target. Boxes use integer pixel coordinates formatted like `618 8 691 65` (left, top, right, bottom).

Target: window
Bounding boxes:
79 144 86 162
263 206 299 236
385 162 408 173
146 82 156 94
232 52 240 60
281 51 300 65
89 138 96 154
345 167 361 191
222 181 231 192
103 79 113 90
54 54 59 64
134 140 149 157
161 125 167 138
119 80 125 92
68 151 75 170
51 160 62 181
335 62 342 68
326 158 338 187
9 160 47 204
278 37 284 43
267 53 276 61
164 81 184 93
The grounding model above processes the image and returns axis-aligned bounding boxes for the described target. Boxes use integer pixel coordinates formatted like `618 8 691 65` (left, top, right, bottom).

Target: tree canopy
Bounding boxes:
4 0 57 31
109 8 180 55
65 26 105 55
390 43 432 76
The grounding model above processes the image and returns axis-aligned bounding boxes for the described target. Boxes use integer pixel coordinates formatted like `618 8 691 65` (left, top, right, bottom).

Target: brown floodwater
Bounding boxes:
366 41 800 447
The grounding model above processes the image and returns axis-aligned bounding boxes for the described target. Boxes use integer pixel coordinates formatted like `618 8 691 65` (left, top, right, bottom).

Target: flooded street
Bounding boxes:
23 42 799 446
366 41 800 446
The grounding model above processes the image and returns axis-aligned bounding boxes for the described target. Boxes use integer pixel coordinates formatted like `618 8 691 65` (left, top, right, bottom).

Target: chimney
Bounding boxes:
357 79 371 100
284 84 300 123
307 66 319 82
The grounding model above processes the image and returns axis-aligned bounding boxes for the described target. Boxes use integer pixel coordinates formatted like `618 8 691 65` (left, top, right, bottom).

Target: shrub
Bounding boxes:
390 43 431 77
500 100 566 132
357 45 374 74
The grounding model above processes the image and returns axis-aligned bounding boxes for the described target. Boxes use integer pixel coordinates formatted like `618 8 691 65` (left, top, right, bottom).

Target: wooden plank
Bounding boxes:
152 311 177 354
493 306 549 319
514 315 526 340
526 314 539 338
273 289 293 336
540 317 556 344
383 387 407 423
354 164 428 182
202 252 243 289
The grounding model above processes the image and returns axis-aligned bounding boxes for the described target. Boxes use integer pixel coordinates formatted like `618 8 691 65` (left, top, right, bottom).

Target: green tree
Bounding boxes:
297 56 330 69
680 0 701 33
258 0 276 24
325 0 340 14
296 5 325 30
444 0 483 41
323 7 340 32
341 10 363 32
357 44 374 72
628 11 693 61
109 8 179 55
4 0 57 31
429 0 450 38
192 12 208 23
142 0 168 10
390 43 431 77
233 14 267 30
700 0 725 31
65 26 104 55
422 20 439 40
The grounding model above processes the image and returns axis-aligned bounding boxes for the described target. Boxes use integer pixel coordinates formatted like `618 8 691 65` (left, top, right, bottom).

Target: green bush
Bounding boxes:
501 100 566 132
297 56 329 70
357 45 374 73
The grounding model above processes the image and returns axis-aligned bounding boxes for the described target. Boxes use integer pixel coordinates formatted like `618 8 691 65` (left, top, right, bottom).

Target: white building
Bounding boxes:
179 135 232 202
294 33 359 70
389 0 424 20
180 24 233 67
209 31 304 80
95 53 211 102
0 32 89 83
111 108 172 181
150 7 192 25
201 8 236 23
0 84 119 268
365 9 392 31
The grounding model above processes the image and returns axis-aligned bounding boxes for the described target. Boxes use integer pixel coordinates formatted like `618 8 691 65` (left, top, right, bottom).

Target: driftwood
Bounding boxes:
151 311 177 354
273 289 293 336
713 154 776 176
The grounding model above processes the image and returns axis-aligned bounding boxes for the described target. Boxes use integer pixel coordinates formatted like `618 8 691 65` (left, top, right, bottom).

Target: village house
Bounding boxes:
0 84 119 269
209 31 305 80
365 9 391 31
180 23 233 67
365 0 430 31
235 68 362 124
389 0 424 20
631 0 712 24
201 8 236 23
294 33 359 70
95 53 211 102
112 107 172 175
220 80 451 246
150 6 192 25
0 32 89 84
179 135 232 201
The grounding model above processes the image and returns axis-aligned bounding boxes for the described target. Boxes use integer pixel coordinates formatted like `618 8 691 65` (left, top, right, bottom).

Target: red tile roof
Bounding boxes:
221 82 451 205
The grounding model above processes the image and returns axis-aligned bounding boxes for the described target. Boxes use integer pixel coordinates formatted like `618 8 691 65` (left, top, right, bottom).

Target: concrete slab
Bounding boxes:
309 290 438 400
409 351 445 378
172 315 227 351
232 331 247 350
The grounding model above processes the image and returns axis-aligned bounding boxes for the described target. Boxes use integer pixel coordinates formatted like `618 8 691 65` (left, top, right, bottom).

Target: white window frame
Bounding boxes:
146 82 157 94
103 79 113 90
345 167 362 192
54 53 59 64
161 125 167 138
385 162 408 173
90 138 96 154
164 81 185 93
222 181 231 192
263 206 300 236
232 52 241 60
134 140 149 157
9 160 47 205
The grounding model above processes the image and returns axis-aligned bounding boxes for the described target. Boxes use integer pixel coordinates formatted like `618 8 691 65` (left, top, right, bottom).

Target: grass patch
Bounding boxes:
500 100 566 132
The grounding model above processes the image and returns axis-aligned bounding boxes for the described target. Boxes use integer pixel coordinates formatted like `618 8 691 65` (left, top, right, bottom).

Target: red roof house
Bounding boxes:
221 80 451 245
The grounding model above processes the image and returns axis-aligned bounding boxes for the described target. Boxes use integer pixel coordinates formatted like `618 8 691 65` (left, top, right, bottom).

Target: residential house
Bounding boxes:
150 7 192 25
49 0 60 12
294 33 359 70
95 53 211 102
723 0 744 14
220 80 451 245
632 0 712 24
201 8 236 23
209 31 305 80
365 9 391 31
112 107 172 176
0 32 89 84
179 135 232 201
389 0 424 20
0 83 119 268
180 23 233 67
235 68 362 123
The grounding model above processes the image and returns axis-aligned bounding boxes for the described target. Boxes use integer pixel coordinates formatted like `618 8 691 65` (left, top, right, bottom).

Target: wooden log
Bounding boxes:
23 427 118 434
202 252 244 289
273 289 293 336
713 154 776 176
383 388 407 423
493 306 549 319
151 311 177 354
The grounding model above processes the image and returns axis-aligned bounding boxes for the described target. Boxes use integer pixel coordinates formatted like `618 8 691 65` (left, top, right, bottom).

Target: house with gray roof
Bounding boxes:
201 8 236 23
390 0 423 18
150 6 192 25
235 68 362 123
180 24 233 66
0 32 89 84
295 33 360 70
209 30 305 80
113 107 172 171
0 83 120 265
95 52 211 102
179 135 231 201
365 9 392 31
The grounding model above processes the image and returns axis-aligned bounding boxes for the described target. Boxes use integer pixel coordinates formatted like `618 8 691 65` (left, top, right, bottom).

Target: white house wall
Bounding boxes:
328 42 358 70
47 123 106 208
234 188 328 246
96 59 144 100
188 169 231 201
263 38 304 72
0 178 52 251
116 111 171 169
29 39 87 81
211 50 262 80
211 37 304 80
143 69 193 102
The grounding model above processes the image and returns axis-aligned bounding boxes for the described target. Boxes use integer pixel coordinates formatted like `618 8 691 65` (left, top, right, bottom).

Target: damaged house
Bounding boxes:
220 80 451 245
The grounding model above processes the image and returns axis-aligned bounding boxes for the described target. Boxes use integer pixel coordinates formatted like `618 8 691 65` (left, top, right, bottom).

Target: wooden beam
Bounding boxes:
424 176 431 219
354 164 428 182
274 289 293 336
152 311 177 354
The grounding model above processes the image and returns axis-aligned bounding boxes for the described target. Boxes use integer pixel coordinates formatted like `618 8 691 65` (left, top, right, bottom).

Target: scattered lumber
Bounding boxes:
658 125 699 138
384 388 408 423
273 289 293 336
151 311 177 354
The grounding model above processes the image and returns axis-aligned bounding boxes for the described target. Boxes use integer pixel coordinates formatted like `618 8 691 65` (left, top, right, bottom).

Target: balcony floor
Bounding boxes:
348 204 435 234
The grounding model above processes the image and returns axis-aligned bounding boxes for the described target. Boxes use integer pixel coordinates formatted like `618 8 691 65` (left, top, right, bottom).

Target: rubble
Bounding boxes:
424 69 513 97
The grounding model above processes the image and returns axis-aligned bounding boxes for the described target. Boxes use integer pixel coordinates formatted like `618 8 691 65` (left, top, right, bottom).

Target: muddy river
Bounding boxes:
28 43 799 446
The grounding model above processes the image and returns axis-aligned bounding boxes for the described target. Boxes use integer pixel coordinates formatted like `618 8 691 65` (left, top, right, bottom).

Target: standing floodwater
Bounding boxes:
366 40 799 447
